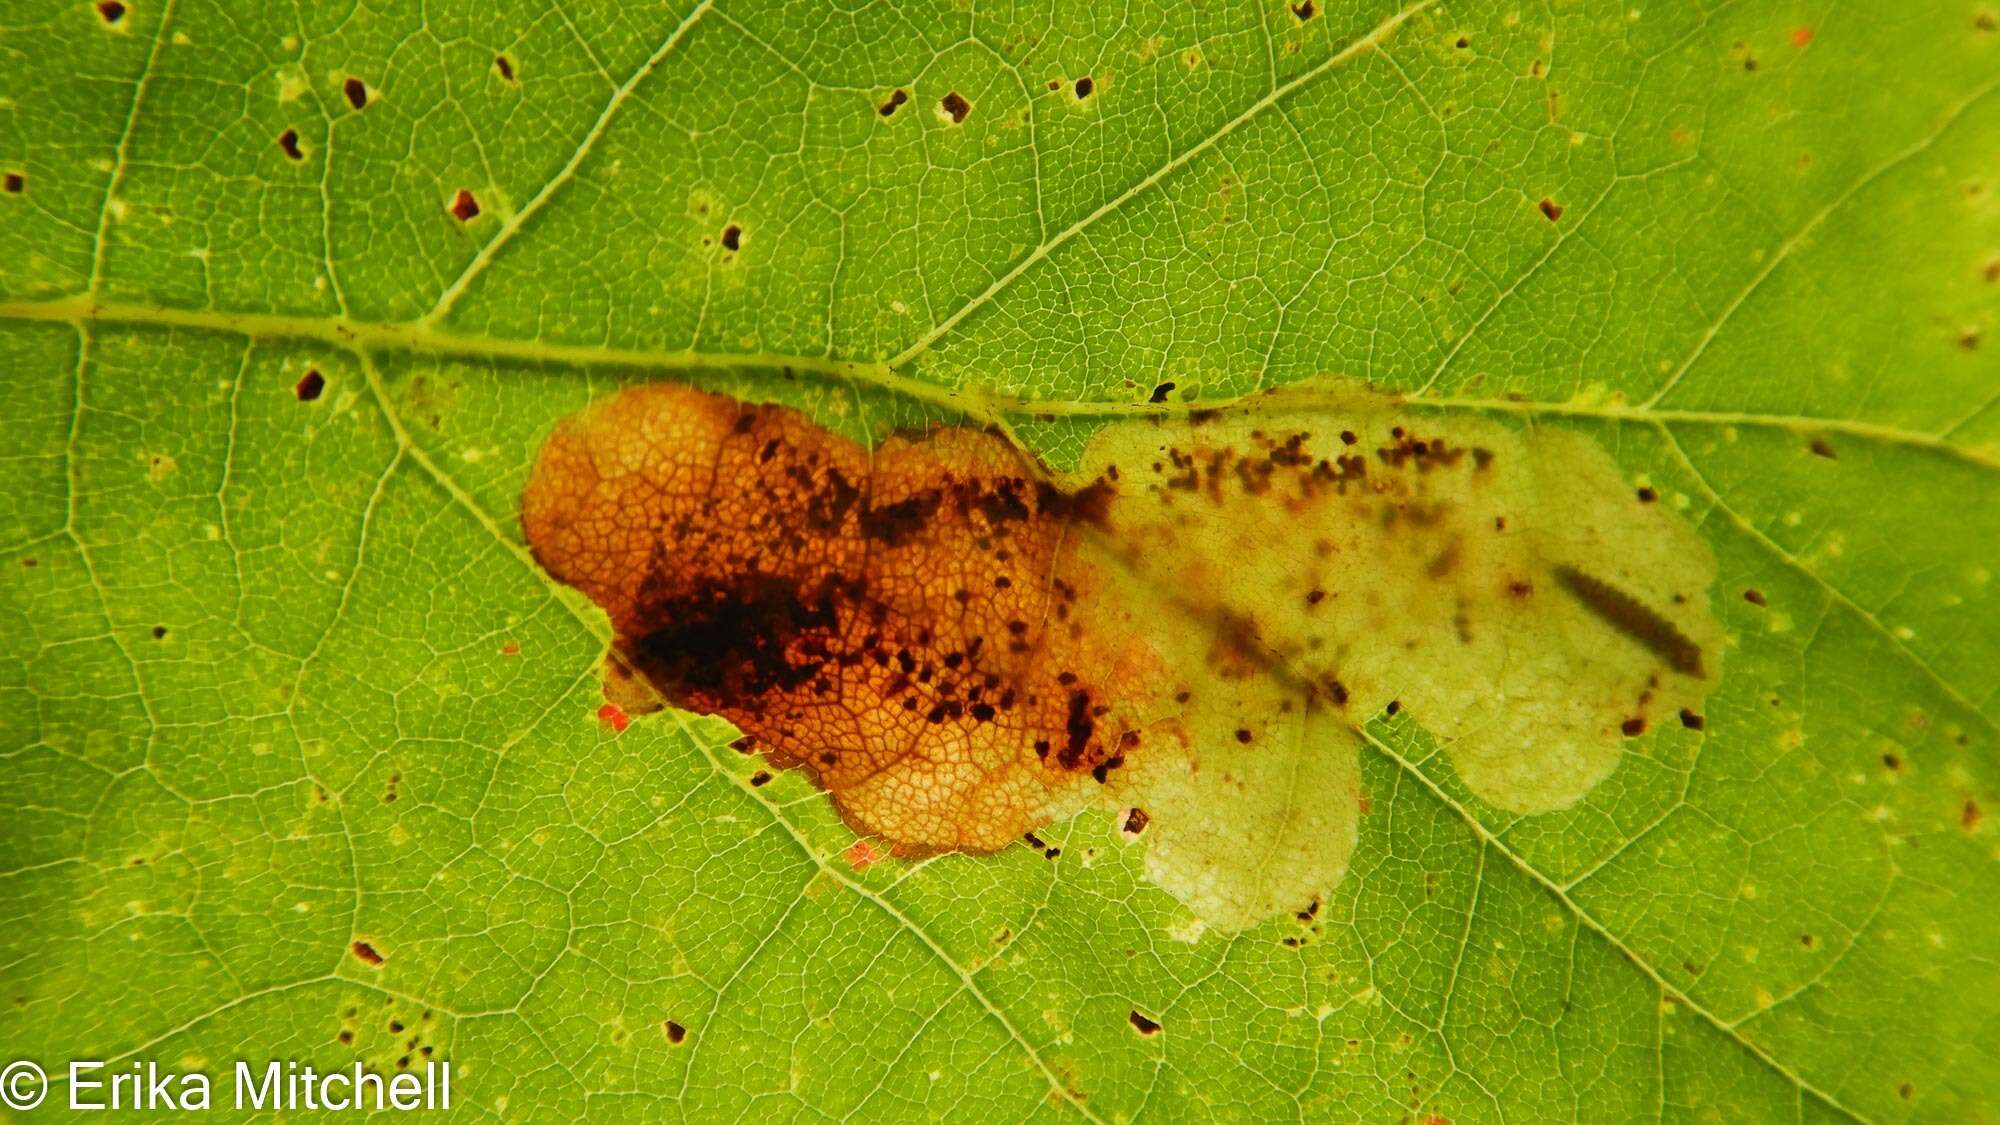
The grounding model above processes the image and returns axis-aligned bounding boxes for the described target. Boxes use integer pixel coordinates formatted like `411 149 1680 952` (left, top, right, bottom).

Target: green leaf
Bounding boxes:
2 0 1995 1120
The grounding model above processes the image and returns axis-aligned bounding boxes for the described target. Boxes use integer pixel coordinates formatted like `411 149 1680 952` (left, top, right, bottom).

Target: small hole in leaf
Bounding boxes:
295 369 325 401
494 54 516 83
1538 197 1563 221
720 224 741 252
940 91 970 124
450 189 480 221
343 77 368 110
96 0 125 24
277 128 303 161
1074 75 1094 98
878 88 907 116
2 173 22 194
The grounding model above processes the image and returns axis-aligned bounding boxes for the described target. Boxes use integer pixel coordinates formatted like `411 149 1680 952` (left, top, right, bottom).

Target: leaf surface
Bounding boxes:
2 0 1996 1120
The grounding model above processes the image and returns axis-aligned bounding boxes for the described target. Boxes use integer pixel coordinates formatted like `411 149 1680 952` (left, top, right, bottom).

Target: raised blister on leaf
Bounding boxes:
521 380 1722 931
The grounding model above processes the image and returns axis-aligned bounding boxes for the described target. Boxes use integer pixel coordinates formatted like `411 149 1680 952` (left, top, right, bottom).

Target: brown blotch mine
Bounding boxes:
522 382 1723 928
97 0 125 24
494 54 516 83
449 189 480 221
940 91 971 124
4 172 25 194
523 385 1156 853
664 1020 687 1044
1127 1010 1161 1035
350 940 384 966
721 224 742 252
343 77 369 111
296 368 326 401
1539 197 1563 221
278 128 303 161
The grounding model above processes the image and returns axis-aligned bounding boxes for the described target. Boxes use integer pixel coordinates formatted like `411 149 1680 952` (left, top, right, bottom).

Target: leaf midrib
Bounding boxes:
3 297 1989 471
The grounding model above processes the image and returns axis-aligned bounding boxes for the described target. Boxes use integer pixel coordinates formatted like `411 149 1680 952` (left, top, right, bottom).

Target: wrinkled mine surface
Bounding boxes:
522 382 1723 931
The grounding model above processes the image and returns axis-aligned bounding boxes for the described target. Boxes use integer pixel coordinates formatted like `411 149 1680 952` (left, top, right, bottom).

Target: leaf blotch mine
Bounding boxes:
878 88 908 117
3 172 23 194
349 940 384 967
96 0 125 25
449 189 480 222
295 369 325 401
343 77 369 111
1538 197 1564 221
494 54 516 83
1290 0 1315 21
522 381 1723 930
939 91 971 124
663 1020 687 1044
277 128 303 161
1073 76 1094 99
720 224 742 252
1128 1010 1161 1035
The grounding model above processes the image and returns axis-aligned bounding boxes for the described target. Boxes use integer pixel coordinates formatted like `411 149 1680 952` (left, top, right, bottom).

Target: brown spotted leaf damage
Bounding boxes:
521 380 1724 932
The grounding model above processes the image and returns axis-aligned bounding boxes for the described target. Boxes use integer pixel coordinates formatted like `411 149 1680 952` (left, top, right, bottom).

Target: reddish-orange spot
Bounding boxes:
597 702 630 733
844 838 884 871
350 940 384 966
500 642 520 656
1538 197 1564 222
449 189 479 221
1966 799 1984 831
1790 26 1814 47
